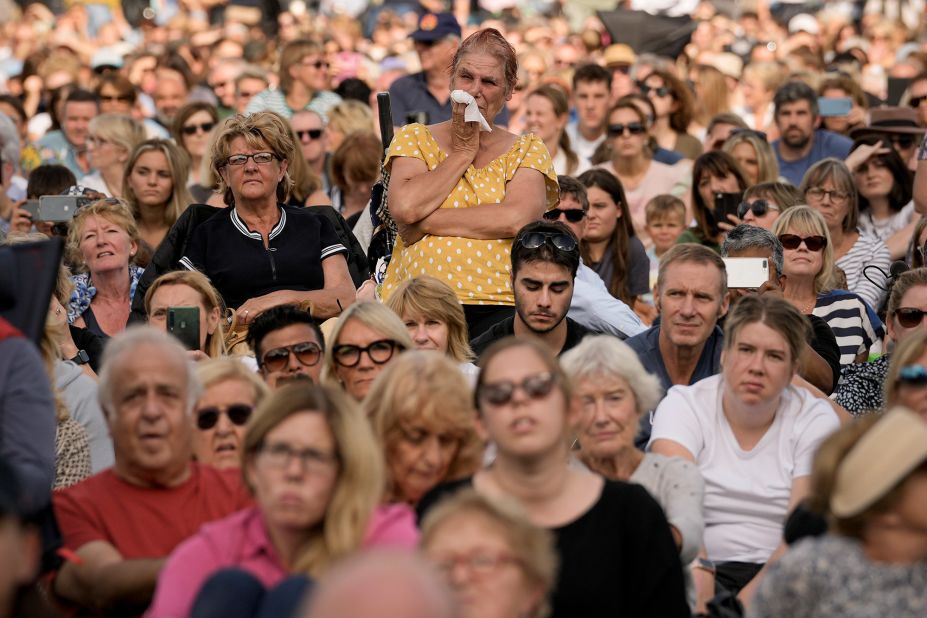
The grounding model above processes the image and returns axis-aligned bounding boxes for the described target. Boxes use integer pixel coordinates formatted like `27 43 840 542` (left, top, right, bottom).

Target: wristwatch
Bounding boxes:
692 557 716 575
69 350 90 366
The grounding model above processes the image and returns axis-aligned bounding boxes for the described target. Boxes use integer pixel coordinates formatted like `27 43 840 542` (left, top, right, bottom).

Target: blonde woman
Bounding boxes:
81 113 146 198
144 270 228 361
365 351 483 505
325 99 374 152
147 384 418 618
722 129 780 186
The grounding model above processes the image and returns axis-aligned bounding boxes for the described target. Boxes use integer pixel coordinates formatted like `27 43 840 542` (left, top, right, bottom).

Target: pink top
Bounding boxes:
145 504 419 618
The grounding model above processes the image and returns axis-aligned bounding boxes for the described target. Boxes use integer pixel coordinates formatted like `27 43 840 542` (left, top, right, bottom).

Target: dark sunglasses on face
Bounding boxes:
196 404 253 430
302 59 330 70
890 134 917 149
182 122 216 136
333 339 403 368
895 307 927 328
897 363 927 386
261 341 323 372
478 372 557 407
607 122 647 137
778 233 827 252
516 231 578 252
296 128 323 140
737 199 779 219
543 208 586 223
910 94 927 108
639 83 671 98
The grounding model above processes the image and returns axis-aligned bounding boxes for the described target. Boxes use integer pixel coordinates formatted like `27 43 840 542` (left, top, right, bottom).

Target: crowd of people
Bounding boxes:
2 1 927 617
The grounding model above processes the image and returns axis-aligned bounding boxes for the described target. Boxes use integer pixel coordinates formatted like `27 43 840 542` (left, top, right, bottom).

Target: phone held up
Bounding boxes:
168 306 200 351
722 258 770 289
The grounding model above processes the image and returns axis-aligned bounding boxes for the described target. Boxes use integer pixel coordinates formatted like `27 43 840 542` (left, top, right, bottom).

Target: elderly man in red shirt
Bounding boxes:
53 327 251 615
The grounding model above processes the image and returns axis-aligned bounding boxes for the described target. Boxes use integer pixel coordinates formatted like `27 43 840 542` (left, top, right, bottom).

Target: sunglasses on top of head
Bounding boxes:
516 231 578 252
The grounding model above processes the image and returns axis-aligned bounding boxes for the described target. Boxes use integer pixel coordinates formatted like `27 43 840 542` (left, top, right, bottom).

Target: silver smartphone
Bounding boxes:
36 196 93 222
723 257 769 289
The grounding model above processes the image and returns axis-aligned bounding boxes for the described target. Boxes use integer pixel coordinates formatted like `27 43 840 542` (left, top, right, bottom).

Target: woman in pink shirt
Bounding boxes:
146 384 419 618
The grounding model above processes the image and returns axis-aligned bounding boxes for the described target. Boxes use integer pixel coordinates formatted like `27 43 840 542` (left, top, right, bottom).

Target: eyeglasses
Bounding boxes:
515 231 578 252
729 128 769 143
639 83 671 98
543 208 586 223
261 341 323 372
478 372 557 407
910 94 927 108
607 122 647 137
431 551 522 579
182 121 215 136
225 152 277 166
333 339 403 368
99 94 133 103
895 307 927 328
296 128 323 141
897 364 927 386
778 233 827 252
737 199 779 219
196 404 253 430
258 442 339 472
805 187 850 205
301 59 330 70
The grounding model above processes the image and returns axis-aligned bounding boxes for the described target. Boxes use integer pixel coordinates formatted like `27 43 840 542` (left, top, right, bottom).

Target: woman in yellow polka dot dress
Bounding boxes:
382 28 560 337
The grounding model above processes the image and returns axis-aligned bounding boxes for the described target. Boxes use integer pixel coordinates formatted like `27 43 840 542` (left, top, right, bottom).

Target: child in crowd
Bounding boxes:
643 195 687 303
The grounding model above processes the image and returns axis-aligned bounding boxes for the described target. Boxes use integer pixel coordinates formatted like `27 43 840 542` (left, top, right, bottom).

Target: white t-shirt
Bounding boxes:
648 374 839 563
566 121 603 173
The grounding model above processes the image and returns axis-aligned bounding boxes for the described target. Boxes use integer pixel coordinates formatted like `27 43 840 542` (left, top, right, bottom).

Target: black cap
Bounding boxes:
410 13 461 43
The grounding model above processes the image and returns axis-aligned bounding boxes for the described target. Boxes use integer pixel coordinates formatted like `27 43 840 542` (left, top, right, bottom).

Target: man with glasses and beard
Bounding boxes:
247 305 325 388
771 81 853 186
470 220 590 358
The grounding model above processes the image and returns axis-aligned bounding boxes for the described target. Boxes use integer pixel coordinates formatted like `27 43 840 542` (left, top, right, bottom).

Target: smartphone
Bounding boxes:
714 191 743 224
723 257 770 289
167 306 200 351
21 200 40 219
36 196 93 222
818 96 852 117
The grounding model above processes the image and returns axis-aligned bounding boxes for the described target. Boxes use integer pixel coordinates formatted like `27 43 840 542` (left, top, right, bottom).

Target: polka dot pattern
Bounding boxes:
380 123 559 305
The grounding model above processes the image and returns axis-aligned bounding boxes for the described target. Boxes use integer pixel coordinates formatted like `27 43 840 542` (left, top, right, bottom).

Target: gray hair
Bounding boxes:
98 326 201 415
0 114 21 169
721 224 784 277
560 335 663 415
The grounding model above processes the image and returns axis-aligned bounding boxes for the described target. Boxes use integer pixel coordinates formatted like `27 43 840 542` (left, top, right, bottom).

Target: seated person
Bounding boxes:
52 328 251 615
247 305 325 388
650 295 840 610
179 112 355 321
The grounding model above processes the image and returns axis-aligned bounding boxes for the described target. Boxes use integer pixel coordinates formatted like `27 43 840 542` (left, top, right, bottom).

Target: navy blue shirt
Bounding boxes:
773 129 853 186
625 320 724 447
180 204 347 310
388 71 510 127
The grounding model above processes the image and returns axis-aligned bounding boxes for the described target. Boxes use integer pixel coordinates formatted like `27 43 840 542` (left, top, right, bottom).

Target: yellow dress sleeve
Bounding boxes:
384 123 436 173
507 134 560 210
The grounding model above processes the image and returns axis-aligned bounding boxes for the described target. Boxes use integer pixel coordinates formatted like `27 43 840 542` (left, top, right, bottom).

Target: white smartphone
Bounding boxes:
723 257 769 289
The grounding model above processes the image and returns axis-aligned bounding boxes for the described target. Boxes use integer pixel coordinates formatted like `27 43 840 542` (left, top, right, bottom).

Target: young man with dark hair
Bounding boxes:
247 305 325 388
567 64 613 170
36 89 99 177
470 220 590 357
772 81 853 185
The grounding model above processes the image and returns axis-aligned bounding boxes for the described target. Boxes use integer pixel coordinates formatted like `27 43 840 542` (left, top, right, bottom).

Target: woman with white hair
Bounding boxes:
561 335 704 566
81 113 146 199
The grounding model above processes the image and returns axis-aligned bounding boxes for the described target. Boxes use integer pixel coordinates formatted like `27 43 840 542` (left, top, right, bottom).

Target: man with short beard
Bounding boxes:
771 81 852 186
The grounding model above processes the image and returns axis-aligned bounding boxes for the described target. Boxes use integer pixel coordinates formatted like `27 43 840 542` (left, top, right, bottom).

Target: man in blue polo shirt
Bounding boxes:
625 243 729 446
388 12 508 129
772 81 853 186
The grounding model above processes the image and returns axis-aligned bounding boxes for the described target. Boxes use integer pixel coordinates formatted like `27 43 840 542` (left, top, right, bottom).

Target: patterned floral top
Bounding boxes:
67 265 144 324
381 123 559 306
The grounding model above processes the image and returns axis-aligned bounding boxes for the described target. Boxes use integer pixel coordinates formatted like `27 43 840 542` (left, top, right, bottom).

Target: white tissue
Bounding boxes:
450 90 493 132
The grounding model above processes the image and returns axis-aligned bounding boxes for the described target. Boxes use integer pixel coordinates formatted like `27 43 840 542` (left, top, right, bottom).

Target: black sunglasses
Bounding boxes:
543 208 586 223
910 95 927 108
196 404 253 430
898 364 927 386
516 231 578 252
333 339 403 368
889 134 917 149
778 233 827 252
478 372 557 407
261 341 323 372
896 307 927 328
639 83 671 98
296 128 323 140
607 122 647 137
182 122 215 136
737 199 779 219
